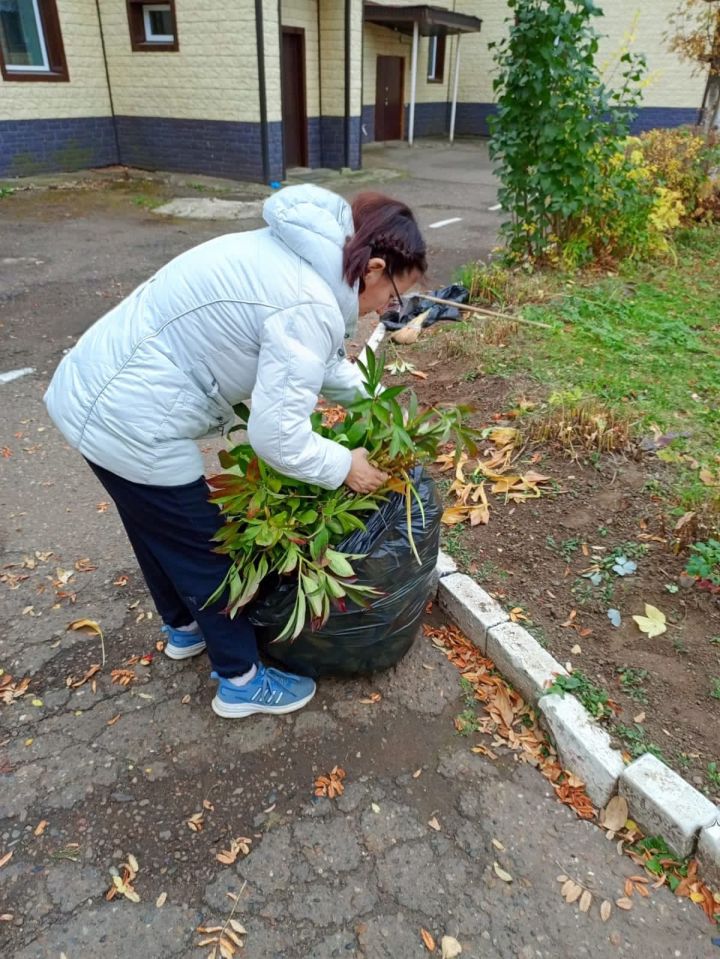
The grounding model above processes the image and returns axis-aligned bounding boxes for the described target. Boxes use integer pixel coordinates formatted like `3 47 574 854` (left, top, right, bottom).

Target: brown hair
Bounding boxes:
343 192 427 290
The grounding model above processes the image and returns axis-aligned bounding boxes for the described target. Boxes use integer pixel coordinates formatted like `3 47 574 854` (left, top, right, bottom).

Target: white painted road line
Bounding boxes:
488 203 502 212
0 367 35 385
428 216 463 229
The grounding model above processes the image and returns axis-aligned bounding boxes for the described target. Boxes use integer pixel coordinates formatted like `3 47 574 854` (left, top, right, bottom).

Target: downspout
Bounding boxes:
93 0 122 166
255 0 270 183
344 0 351 168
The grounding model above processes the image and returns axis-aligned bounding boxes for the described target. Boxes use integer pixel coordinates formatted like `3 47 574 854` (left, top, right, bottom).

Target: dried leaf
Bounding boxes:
633 711 646 724
602 795 628 832
615 897 633 910
107 714 121 726
491 838 505 851
579 889 592 913
624 878 634 897
67 618 103 638
0 851 12 868
413 768 423 779
359 692 382 704
156 891 167 907
440 936 462 958
493 862 513 883
420 927 436 951
600 900 612 922
218 938 235 959
428 816 441 832
127 853 139 874
632 604 667 638
229 919 247 935
565 882 583 904
34 819 48 836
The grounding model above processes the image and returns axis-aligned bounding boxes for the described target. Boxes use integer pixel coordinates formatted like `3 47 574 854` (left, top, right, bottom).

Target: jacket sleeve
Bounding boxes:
320 351 367 407
247 304 353 490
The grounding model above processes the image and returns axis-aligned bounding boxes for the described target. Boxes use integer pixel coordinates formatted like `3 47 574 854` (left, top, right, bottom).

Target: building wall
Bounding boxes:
0 0 116 176
317 0 362 169
281 0 320 166
363 0 706 141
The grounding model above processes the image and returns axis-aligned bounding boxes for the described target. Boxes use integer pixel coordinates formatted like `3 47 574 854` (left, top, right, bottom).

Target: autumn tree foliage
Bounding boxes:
667 0 720 133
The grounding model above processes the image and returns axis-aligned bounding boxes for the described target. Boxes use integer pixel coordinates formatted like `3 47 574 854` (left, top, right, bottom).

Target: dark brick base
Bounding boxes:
0 116 117 177
319 116 361 170
114 115 274 182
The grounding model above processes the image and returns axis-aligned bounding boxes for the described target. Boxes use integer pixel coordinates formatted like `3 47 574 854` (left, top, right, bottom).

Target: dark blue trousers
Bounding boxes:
87 460 258 677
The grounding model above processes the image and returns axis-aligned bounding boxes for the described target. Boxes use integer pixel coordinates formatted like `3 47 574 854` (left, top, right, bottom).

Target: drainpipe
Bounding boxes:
93 0 122 166
344 0 351 168
408 19 419 145
255 0 270 183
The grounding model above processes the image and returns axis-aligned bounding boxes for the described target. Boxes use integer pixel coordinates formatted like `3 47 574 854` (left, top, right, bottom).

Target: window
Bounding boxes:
0 0 68 81
126 0 178 52
427 34 445 83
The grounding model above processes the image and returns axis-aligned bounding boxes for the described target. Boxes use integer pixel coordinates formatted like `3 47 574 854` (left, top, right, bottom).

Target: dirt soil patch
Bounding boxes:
381 321 720 799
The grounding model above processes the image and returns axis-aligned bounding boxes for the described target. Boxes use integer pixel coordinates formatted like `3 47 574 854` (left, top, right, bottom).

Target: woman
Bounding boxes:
44 185 427 719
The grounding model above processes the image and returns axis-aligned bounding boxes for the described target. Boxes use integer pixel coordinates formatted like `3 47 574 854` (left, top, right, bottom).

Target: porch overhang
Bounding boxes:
363 3 482 37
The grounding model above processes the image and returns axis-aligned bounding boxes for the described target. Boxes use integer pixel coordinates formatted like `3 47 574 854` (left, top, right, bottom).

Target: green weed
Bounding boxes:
546 670 614 722
615 723 666 761
617 666 649 704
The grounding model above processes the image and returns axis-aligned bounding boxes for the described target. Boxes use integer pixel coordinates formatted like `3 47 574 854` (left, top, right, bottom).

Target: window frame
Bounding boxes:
0 0 69 82
427 33 446 84
126 0 179 53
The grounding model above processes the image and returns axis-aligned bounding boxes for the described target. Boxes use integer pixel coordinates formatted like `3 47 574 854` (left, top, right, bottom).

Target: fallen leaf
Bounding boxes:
607 608 622 629
633 711 646 724
493 862 513 883
420 928 436 951
570 644 582 655
579 889 592 912
428 816 441 832
412 768 423 779
371 802 381 814
187 812 205 832
96 501 110 512
441 935 462 958
632 604 666 638
181 695 191 705
564 881 583 904
410 369 428 379
600 900 612 922
491 838 505 851
156 891 167 907
34 820 48 836
0 851 13 868
615 897 633 910
106 714 121 726
67 618 103 638
229 919 247 935
359 692 382 704
602 795 629 832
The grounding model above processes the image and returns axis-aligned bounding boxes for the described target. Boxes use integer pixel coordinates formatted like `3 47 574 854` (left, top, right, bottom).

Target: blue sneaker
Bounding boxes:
211 664 316 718
162 624 207 660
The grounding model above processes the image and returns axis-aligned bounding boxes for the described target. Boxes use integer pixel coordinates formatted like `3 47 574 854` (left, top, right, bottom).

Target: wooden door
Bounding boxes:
375 56 404 141
281 28 308 168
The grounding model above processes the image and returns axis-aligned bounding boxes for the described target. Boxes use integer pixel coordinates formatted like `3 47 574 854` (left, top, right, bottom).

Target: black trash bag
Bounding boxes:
248 468 441 678
381 283 470 330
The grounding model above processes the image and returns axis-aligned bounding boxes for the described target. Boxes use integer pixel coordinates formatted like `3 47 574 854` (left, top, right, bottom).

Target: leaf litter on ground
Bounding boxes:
426 621 720 926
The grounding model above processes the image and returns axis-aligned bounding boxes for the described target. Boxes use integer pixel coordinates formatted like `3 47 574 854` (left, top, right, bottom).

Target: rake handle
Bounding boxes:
419 293 554 330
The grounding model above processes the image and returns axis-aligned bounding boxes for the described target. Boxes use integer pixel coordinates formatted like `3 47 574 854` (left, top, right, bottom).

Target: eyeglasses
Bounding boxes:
386 271 403 310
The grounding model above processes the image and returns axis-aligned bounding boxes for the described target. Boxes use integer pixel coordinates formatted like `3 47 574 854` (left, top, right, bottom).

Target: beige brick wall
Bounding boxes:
99 0 261 122
365 0 705 113
317 0 362 119
281 0 320 117
453 0 705 110
1 0 111 121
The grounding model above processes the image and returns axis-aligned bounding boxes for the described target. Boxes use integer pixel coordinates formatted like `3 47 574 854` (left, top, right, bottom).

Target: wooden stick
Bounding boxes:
419 293 555 330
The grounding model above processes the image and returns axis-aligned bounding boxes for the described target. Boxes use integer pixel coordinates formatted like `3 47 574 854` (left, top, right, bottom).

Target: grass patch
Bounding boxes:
546 670 614 722
455 226 720 526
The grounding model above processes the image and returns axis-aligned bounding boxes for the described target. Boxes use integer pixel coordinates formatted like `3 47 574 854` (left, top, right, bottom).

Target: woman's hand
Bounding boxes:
344 448 388 494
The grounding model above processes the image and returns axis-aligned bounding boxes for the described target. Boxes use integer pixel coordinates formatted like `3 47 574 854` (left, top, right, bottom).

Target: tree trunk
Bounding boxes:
701 71 720 133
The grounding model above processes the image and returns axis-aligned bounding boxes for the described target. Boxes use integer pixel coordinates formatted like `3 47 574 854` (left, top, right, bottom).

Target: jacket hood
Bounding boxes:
263 185 359 334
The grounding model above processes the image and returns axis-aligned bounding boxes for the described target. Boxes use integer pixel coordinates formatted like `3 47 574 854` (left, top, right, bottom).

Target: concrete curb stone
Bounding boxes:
437 573 508 654
432 556 720 868
486 621 568 705
619 753 719 859
539 693 625 807
697 823 720 887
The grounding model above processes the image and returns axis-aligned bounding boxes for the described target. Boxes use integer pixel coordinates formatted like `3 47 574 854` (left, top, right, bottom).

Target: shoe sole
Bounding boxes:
211 686 316 719
163 641 207 660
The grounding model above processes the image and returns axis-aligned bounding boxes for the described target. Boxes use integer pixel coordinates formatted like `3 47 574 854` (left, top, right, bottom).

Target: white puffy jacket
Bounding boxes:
44 185 365 489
